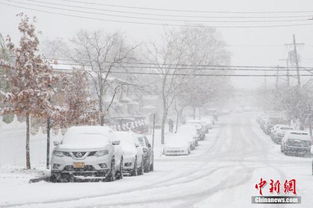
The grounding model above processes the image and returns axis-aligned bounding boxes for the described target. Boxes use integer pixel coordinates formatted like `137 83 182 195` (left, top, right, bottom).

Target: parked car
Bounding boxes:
164 134 191 156
185 120 206 140
177 125 199 149
271 125 294 144
51 126 123 182
262 115 288 135
281 131 312 156
134 134 154 172
115 131 144 176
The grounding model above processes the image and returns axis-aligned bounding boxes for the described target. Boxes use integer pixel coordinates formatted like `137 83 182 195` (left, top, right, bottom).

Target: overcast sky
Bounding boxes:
1 0 313 89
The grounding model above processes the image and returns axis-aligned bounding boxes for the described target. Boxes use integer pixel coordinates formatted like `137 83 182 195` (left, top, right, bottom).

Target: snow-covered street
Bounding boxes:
1 113 312 208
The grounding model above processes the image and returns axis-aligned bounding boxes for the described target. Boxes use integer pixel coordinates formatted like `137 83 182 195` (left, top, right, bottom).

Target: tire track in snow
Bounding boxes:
1 120 227 208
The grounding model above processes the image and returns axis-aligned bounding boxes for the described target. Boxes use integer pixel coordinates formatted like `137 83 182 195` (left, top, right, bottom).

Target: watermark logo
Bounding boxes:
252 178 301 204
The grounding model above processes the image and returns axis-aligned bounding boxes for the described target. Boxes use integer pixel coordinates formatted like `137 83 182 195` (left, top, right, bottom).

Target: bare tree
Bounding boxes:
174 26 231 121
147 26 231 139
70 30 137 125
146 29 189 144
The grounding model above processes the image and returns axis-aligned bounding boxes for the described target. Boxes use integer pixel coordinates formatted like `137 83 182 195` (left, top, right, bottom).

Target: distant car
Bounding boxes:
281 131 312 156
263 116 288 135
176 125 199 149
115 131 144 176
135 134 154 172
164 135 191 156
51 126 123 182
185 120 207 140
271 125 294 144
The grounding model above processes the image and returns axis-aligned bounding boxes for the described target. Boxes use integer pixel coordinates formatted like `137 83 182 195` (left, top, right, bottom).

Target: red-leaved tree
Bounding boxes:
61 70 97 127
3 14 60 169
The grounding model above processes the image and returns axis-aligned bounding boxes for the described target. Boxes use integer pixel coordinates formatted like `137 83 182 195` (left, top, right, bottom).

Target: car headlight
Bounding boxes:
95 150 109 157
53 151 64 157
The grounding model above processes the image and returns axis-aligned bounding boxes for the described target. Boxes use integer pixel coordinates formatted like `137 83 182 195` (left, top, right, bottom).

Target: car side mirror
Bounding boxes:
147 143 151 148
112 140 120 145
135 143 140 148
53 141 60 146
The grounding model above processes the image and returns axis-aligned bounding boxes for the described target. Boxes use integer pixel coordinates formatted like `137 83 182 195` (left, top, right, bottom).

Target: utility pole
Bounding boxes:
151 113 155 171
293 34 301 86
285 35 304 87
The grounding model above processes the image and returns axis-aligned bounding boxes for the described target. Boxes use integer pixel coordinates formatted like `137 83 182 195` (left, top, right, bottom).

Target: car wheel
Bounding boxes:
106 160 116 182
144 158 150 173
150 162 154 171
131 157 138 176
50 173 60 183
116 157 123 180
138 159 144 175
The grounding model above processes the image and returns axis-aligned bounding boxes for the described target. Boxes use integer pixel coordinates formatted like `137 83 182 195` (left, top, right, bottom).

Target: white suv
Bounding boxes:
281 130 312 156
51 126 123 182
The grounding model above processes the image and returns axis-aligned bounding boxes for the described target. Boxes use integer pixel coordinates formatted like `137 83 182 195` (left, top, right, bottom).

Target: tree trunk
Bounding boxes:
26 113 31 169
46 117 50 169
175 111 179 133
161 110 167 145
99 94 104 126
193 106 196 120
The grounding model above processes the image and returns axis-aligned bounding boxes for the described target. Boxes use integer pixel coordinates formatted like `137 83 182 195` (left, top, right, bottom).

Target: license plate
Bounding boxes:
73 162 85 168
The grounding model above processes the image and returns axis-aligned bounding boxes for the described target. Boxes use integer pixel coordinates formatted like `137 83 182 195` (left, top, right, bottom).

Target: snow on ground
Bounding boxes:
0 113 313 208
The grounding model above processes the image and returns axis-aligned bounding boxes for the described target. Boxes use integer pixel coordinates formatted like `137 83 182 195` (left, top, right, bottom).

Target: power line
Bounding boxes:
7 56 313 70
2 63 313 76
9 0 308 23
47 59 313 69
59 0 313 15
18 0 313 22
1 1 313 28
52 68 313 77
51 63 313 72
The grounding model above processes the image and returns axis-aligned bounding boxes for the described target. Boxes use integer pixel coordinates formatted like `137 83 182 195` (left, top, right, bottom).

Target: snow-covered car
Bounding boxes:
185 120 207 139
271 125 294 144
164 135 191 156
51 126 123 182
115 131 144 176
263 116 288 135
180 125 201 146
134 134 154 172
281 131 312 156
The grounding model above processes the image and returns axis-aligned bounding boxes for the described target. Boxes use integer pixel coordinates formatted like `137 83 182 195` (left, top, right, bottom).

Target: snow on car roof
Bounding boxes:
61 126 115 149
